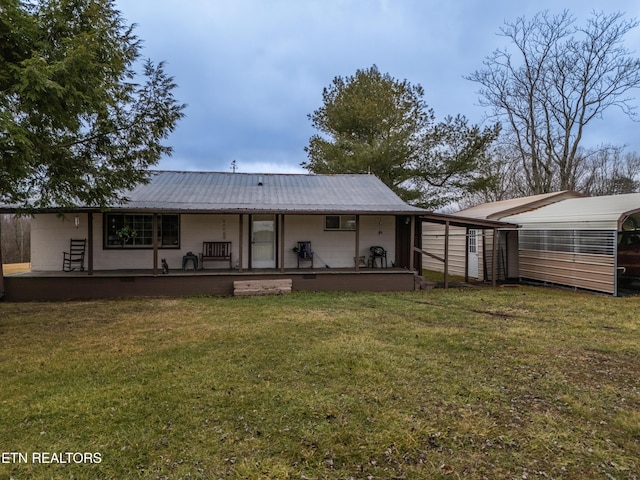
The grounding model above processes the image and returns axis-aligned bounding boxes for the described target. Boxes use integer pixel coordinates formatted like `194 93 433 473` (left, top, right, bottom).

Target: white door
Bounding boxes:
252 215 276 268
468 229 479 279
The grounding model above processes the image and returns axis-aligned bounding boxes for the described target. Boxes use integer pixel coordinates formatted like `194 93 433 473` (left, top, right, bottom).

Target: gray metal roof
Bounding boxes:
112 171 426 214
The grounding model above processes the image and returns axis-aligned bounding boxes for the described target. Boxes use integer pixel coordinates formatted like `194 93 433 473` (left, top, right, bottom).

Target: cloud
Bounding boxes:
116 0 640 173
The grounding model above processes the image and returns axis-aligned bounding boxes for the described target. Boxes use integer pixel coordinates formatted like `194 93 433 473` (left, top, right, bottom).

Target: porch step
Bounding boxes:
233 278 293 296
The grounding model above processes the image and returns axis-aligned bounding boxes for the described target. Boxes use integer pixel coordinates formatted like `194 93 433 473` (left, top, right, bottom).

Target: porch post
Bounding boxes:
409 215 416 271
355 214 360 271
0 218 5 299
464 227 469 282
152 214 158 275
444 220 450 289
88 212 94 275
280 214 285 273
492 227 498 287
238 214 244 272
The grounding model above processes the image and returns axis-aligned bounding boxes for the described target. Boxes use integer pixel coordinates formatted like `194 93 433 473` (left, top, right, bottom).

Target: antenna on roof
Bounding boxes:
231 160 237 173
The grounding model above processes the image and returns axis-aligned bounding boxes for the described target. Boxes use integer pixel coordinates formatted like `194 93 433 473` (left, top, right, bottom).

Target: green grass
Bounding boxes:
1 287 639 479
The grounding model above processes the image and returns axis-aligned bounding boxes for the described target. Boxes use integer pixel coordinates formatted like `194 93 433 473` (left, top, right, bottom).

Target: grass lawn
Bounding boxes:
1 287 639 479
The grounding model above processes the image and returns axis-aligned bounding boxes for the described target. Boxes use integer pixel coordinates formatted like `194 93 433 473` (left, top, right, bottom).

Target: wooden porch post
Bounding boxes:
409 215 416 271
492 227 498 287
0 218 5 299
280 214 285 273
464 227 469 282
88 212 94 275
152 214 158 275
238 214 244 272
444 220 450 289
355 214 360 272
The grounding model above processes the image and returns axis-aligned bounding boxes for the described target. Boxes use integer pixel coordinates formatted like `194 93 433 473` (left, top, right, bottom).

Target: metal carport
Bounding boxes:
502 192 640 296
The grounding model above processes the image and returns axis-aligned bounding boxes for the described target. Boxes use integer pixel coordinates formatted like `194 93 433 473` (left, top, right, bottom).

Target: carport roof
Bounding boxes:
455 191 584 220
502 192 640 230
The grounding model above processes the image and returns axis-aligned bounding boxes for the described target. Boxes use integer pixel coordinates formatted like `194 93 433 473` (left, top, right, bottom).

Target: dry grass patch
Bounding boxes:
2 263 30 275
1 287 639 479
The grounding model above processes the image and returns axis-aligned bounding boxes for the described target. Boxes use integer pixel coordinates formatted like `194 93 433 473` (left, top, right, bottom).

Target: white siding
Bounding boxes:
283 215 396 268
31 214 86 271
31 213 397 271
422 224 469 278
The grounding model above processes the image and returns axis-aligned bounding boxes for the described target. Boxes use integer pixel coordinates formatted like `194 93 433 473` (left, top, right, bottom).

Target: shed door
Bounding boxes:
251 215 276 268
468 229 479 278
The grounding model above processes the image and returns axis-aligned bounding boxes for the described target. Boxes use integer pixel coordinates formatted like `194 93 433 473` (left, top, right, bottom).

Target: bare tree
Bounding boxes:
581 148 640 195
0 215 30 264
468 10 640 194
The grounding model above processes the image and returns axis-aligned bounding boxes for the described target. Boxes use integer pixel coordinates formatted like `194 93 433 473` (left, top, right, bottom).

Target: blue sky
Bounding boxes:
115 0 640 174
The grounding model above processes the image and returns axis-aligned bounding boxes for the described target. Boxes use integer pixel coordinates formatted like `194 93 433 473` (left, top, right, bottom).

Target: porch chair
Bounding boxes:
369 246 387 268
295 241 314 268
62 239 86 272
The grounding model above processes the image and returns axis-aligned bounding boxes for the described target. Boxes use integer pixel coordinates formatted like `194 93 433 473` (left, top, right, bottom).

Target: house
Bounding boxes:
0 171 428 300
422 191 582 282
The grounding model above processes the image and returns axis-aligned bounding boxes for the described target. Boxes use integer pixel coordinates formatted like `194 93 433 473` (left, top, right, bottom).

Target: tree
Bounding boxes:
0 0 185 211
303 66 500 209
581 148 640 195
467 10 640 194
0 214 30 263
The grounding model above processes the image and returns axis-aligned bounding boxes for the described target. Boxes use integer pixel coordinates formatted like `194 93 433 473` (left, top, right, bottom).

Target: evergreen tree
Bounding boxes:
0 0 185 210
304 66 499 208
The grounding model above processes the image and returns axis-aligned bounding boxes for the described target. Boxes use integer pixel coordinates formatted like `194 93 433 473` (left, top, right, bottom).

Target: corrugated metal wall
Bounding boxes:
422 225 467 277
518 230 617 294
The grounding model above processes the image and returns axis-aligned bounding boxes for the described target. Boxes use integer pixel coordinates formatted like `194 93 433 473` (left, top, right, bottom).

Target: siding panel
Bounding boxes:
519 250 615 294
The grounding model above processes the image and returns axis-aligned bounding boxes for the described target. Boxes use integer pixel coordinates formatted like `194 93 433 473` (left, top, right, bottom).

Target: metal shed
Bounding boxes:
502 192 640 295
422 191 582 283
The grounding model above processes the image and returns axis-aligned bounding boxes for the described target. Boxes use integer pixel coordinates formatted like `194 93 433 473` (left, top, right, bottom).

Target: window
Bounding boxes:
325 215 356 231
468 229 477 254
104 214 180 248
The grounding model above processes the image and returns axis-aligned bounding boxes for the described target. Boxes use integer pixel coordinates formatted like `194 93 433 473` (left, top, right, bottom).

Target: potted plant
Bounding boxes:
116 225 138 245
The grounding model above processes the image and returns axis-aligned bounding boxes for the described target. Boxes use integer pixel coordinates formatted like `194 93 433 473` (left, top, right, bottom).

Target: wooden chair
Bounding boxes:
200 241 232 269
63 239 86 272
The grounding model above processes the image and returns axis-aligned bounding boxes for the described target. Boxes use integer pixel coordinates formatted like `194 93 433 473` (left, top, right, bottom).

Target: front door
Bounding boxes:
252 215 276 268
468 229 479 279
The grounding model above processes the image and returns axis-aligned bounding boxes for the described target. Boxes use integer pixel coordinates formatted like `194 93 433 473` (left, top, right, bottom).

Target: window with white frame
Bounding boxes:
468 229 477 253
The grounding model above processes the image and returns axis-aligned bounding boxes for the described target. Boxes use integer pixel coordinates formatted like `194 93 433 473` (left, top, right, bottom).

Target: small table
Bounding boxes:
182 253 198 271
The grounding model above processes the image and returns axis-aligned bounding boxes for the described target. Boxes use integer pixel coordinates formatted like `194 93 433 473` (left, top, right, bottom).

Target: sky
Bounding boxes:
114 0 640 175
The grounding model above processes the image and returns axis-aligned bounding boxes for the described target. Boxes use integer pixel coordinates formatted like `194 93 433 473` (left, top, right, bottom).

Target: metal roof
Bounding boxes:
109 171 427 214
454 191 584 220
502 192 640 230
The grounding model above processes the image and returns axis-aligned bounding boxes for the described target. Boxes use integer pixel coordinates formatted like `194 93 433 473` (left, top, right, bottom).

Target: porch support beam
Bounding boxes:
464 227 469 283
279 214 285 273
238 214 244 272
492 227 498 287
0 218 4 300
355 214 360 272
88 212 94 275
152 213 158 275
444 220 450 289
409 215 416 271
